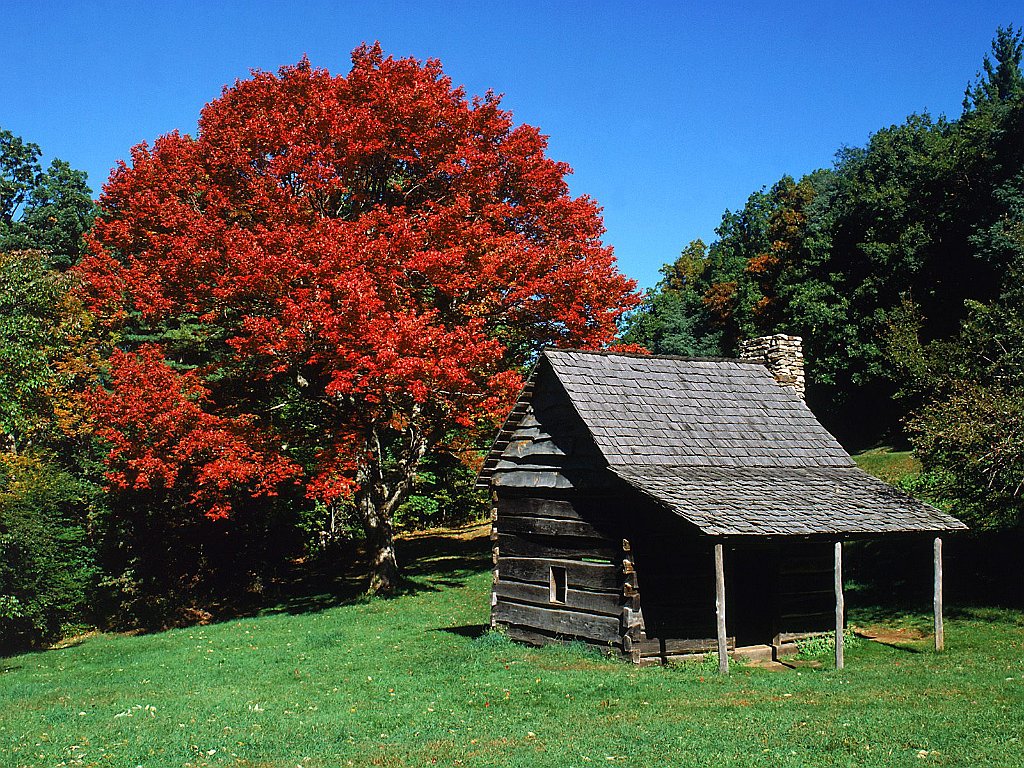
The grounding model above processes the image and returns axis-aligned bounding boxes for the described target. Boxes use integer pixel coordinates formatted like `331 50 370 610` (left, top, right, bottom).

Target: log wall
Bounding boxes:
775 540 835 643
490 362 633 652
492 493 627 649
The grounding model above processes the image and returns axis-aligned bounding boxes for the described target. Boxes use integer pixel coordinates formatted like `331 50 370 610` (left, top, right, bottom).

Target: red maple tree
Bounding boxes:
79 44 638 591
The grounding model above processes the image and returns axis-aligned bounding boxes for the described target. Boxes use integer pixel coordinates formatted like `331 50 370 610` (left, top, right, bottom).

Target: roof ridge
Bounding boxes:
542 346 762 364
610 462 856 470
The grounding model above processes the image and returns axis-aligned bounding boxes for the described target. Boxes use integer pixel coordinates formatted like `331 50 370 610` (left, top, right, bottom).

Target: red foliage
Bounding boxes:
744 250 782 276
78 45 637 514
702 282 738 325
87 346 299 520
605 342 651 355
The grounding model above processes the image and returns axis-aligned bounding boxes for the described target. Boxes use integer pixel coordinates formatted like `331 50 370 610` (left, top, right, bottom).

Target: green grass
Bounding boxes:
2 529 1023 767
853 447 922 486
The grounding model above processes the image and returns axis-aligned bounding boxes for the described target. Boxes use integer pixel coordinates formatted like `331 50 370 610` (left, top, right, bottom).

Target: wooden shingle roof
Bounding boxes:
545 349 852 468
481 348 966 536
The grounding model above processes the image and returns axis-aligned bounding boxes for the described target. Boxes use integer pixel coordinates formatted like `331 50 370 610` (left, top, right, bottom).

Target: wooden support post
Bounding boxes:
934 537 944 652
489 491 499 628
834 540 844 670
714 542 728 674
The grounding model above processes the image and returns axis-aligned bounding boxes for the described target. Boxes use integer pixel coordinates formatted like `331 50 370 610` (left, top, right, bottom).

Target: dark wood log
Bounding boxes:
501 624 584 649
777 630 830 643
934 536 944 652
502 437 568 459
497 532 617 562
779 609 834 623
777 591 835 614
778 612 833 636
499 514 607 539
499 495 622 522
619 537 645 663
779 583 830 607
778 571 833 593
714 542 728 674
834 540 844 670
630 600 710 617
499 557 620 592
638 637 735 655
493 601 622 645
492 470 574 490
779 560 834 576
499 496 582 520
503 624 559 647
494 581 622 617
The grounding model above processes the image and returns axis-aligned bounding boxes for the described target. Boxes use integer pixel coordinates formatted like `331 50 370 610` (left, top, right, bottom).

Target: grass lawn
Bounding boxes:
2 525 1023 768
853 448 922 486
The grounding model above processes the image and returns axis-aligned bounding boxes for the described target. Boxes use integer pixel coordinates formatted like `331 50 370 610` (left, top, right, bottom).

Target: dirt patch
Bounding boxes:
744 659 794 671
398 520 490 542
855 625 927 645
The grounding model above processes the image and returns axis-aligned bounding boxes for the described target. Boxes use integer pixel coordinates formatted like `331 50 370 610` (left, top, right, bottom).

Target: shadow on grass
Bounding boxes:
843 533 1024 655
262 522 491 618
437 624 489 639
853 632 929 654
3 522 493 658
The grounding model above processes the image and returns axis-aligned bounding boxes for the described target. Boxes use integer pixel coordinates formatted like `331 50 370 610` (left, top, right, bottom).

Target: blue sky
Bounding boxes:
3 1 1021 289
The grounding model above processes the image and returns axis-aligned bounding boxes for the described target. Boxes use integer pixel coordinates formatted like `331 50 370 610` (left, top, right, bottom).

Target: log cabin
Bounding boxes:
477 337 966 668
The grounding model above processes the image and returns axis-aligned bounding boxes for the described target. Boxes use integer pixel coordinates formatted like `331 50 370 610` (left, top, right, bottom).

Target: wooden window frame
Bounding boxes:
549 565 567 604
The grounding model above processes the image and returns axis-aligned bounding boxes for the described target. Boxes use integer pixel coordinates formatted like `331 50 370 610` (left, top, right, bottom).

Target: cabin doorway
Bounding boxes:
726 543 779 647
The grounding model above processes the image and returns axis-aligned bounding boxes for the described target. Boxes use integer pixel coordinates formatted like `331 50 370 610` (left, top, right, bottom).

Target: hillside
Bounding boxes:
2 525 1022 768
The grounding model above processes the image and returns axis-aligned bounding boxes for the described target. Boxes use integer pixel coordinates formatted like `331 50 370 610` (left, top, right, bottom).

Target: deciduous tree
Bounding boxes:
79 45 638 592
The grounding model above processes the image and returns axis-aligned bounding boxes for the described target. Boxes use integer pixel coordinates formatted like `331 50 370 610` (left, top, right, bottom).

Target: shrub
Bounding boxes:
0 455 98 652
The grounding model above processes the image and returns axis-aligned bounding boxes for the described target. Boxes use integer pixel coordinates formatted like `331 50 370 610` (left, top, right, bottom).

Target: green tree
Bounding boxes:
0 127 101 650
0 454 98 652
887 299 1024 531
0 250 97 455
622 239 722 356
0 127 96 269
964 25 1024 109
0 251 103 651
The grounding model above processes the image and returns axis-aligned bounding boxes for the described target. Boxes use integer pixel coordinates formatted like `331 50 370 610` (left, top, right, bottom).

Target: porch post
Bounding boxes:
714 542 729 674
834 540 844 670
934 537 944 652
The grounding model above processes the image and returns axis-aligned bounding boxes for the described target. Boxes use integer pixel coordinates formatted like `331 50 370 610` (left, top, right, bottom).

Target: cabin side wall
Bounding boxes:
493 492 628 648
490 364 634 653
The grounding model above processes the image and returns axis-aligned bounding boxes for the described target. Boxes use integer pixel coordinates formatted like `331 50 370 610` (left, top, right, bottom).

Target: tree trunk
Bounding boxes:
364 501 400 594
356 418 430 595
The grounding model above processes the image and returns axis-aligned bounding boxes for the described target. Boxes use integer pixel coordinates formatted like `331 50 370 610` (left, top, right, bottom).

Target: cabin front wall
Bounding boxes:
620 504 726 662
773 540 837 647
720 539 836 651
622 527 836 663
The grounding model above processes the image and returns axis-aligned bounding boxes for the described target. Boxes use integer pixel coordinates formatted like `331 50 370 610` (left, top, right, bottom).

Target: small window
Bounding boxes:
549 566 567 604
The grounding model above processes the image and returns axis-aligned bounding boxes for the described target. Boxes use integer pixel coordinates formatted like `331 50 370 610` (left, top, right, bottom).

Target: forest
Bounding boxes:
2 30 1023 655
624 27 1024 532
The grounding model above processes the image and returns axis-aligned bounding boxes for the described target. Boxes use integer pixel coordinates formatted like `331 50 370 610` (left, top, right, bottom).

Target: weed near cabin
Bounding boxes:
795 630 862 660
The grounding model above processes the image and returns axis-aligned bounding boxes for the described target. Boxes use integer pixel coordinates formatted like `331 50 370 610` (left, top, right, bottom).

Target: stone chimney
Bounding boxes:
739 334 805 399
